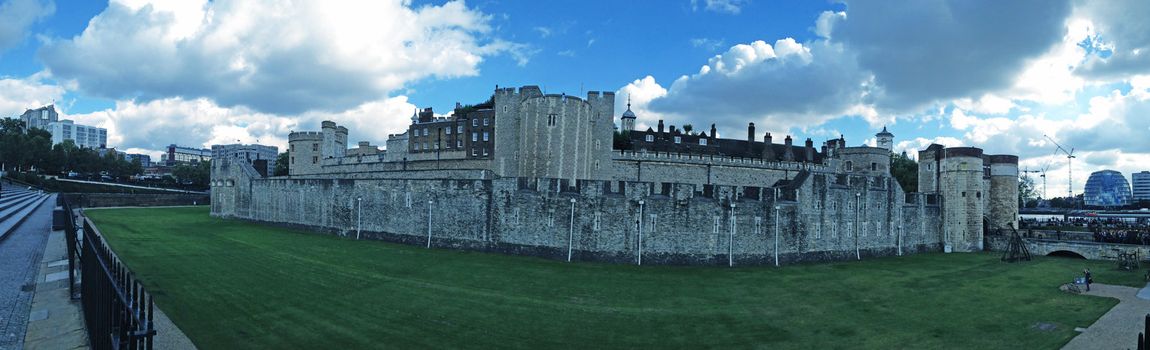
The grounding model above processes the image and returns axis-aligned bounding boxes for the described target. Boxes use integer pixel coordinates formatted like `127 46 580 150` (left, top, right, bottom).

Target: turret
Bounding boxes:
620 98 637 132
876 126 894 152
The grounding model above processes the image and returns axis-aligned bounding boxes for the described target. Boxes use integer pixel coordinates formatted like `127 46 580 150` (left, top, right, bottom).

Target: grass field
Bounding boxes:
85 207 1145 349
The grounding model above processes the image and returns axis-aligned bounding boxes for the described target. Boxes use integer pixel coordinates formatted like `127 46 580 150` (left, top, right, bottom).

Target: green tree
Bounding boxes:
890 152 918 193
682 124 694 135
173 161 211 188
1018 175 1038 208
274 152 289 176
613 130 632 150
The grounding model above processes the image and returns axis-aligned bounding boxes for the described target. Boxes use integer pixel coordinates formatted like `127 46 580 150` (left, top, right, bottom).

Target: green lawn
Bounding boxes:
85 207 1145 349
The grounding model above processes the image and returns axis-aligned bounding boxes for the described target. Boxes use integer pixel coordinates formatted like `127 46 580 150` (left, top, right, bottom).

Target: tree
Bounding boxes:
682 124 694 135
1019 174 1038 208
613 130 632 150
890 152 918 193
274 152 289 176
173 161 210 188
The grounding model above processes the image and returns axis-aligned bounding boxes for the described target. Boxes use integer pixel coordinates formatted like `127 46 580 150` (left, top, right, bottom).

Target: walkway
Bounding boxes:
1062 283 1150 350
0 192 52 350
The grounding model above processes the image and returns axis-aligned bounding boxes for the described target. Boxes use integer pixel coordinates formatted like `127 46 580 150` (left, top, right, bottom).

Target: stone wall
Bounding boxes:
64 193 210 208
212 158 943 266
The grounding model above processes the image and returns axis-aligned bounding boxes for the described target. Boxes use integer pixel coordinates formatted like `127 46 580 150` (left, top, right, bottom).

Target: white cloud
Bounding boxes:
40 0 524 115
691 0 749 14
830 0 1073 111
66 95 418 158
0 74 64 117
1075 1 1150 79
690 38 725 51
645 38 867 134
0 0 54 53
616 75 669 131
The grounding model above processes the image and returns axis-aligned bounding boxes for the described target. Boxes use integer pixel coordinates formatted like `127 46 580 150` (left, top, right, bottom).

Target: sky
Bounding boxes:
1 0 1149 198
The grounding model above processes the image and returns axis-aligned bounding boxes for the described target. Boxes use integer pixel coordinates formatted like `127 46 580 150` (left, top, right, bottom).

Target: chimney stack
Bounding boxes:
783 135 795 161
658 120 665 134
805 138 815 162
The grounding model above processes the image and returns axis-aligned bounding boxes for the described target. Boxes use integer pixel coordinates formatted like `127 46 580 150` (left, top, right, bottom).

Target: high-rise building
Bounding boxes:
1132 171 1150 202
211 144 278 176
19 105 59 132
1083 170 1132 207
166 144 212 166
47 120 108 149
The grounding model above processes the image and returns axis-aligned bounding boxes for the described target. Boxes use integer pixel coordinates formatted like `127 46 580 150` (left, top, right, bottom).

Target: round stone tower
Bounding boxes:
288 131 324 176
939 147 985 252
988 155 1019 232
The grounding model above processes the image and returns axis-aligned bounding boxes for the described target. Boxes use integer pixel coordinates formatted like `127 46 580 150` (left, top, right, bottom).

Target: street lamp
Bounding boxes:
637 200 645 266
356 197 363 240
567 198 576 262
855 192 861 260
774 205 780 267
728 202 736 267
426 199 434 248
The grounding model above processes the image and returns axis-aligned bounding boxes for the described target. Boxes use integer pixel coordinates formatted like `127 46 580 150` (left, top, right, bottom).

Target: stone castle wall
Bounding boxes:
212 158 943 266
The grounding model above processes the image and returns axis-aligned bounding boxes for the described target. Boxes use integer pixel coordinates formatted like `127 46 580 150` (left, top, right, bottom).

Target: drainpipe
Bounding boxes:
356 197 362 240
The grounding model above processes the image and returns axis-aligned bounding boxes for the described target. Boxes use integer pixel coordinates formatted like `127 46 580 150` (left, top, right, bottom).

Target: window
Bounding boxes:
482 148 488 156
871 163 877 171
291 157 295 164
754 217 762 234
457 124 463 133
699 138 707 146
472 119 478 127
548 210 555 227
290 144 295 152
595 140 601 150
593 212 601 231
445 127 451 135
457 140 462 148
713 215 721 234
674 136 681 144
483 132 489 141
405 192 412 208
548 113 557 126
312 143 318 152
472 132 478 142
648 214 658 233
503 106 508 113
645 135 654 142
483 118 489 126
312 156 318 164
471 149 478 156
845 161 853 171
420 128 426 136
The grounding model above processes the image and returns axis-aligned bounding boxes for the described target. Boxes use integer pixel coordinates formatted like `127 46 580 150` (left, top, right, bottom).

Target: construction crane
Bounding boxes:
1044 134 1076 200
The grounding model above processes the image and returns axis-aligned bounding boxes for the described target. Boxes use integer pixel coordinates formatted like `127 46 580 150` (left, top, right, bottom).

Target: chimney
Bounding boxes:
805 138 815 162
658 120 665 134
670 125 678 134
747 123 755 142
783 135 795 161
710 124 717 139
762 132 776 160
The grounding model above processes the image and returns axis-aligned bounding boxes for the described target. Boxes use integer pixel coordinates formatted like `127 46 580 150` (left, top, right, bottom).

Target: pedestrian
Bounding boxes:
1084 268 1093 292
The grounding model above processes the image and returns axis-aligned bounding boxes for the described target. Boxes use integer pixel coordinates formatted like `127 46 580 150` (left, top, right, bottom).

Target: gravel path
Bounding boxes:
1061 283 1150 350
0 197 51 350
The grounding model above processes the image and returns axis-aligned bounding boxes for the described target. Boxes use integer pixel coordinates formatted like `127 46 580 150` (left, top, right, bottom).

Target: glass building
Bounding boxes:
1083 170 1132 207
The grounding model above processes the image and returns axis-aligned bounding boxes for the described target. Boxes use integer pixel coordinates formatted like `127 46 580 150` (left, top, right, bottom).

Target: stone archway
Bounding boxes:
1047 250 1087 259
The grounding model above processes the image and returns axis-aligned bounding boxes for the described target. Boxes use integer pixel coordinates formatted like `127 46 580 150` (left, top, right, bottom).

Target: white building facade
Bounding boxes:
48 120 108 149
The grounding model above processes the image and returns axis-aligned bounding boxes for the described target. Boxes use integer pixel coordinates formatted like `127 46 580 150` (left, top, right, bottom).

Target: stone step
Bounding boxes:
0 194 50 243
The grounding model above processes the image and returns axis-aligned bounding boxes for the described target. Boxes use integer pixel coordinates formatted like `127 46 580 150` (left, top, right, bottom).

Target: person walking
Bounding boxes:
1083 268 1093 292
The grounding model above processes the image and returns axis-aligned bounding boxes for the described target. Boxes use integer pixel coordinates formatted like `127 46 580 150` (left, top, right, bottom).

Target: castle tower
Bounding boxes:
988 155 1020 232
876 126 894 152
917 144 945 194
620 98 636 132
939 147 986 252
288 130 324 176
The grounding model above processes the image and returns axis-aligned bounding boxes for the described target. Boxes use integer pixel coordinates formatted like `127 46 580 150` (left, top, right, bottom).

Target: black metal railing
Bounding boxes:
79 216 156 350
59 196 80 299
1139 313 1149 350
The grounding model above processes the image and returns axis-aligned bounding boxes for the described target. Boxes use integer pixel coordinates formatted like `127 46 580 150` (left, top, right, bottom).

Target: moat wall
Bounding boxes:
212 159 944 266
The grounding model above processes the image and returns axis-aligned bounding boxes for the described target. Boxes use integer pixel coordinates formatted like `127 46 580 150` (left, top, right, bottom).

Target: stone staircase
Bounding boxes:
0 184 51 242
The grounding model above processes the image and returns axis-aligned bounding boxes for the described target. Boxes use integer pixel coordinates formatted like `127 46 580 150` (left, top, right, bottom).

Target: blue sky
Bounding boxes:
1 0 1149 197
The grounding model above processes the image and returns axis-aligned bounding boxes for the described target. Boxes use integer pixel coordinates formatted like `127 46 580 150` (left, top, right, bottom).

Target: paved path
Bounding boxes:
1062 283 1150 350
0 197 52 350
22 227 87 350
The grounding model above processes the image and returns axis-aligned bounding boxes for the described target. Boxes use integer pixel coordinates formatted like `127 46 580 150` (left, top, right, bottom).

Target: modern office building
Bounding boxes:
1132 171 1150 202
126 153 152 168
47 119 108 149
166 144 212 166
19 104 59 132
211 143 278 176
1083 170 1132 207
